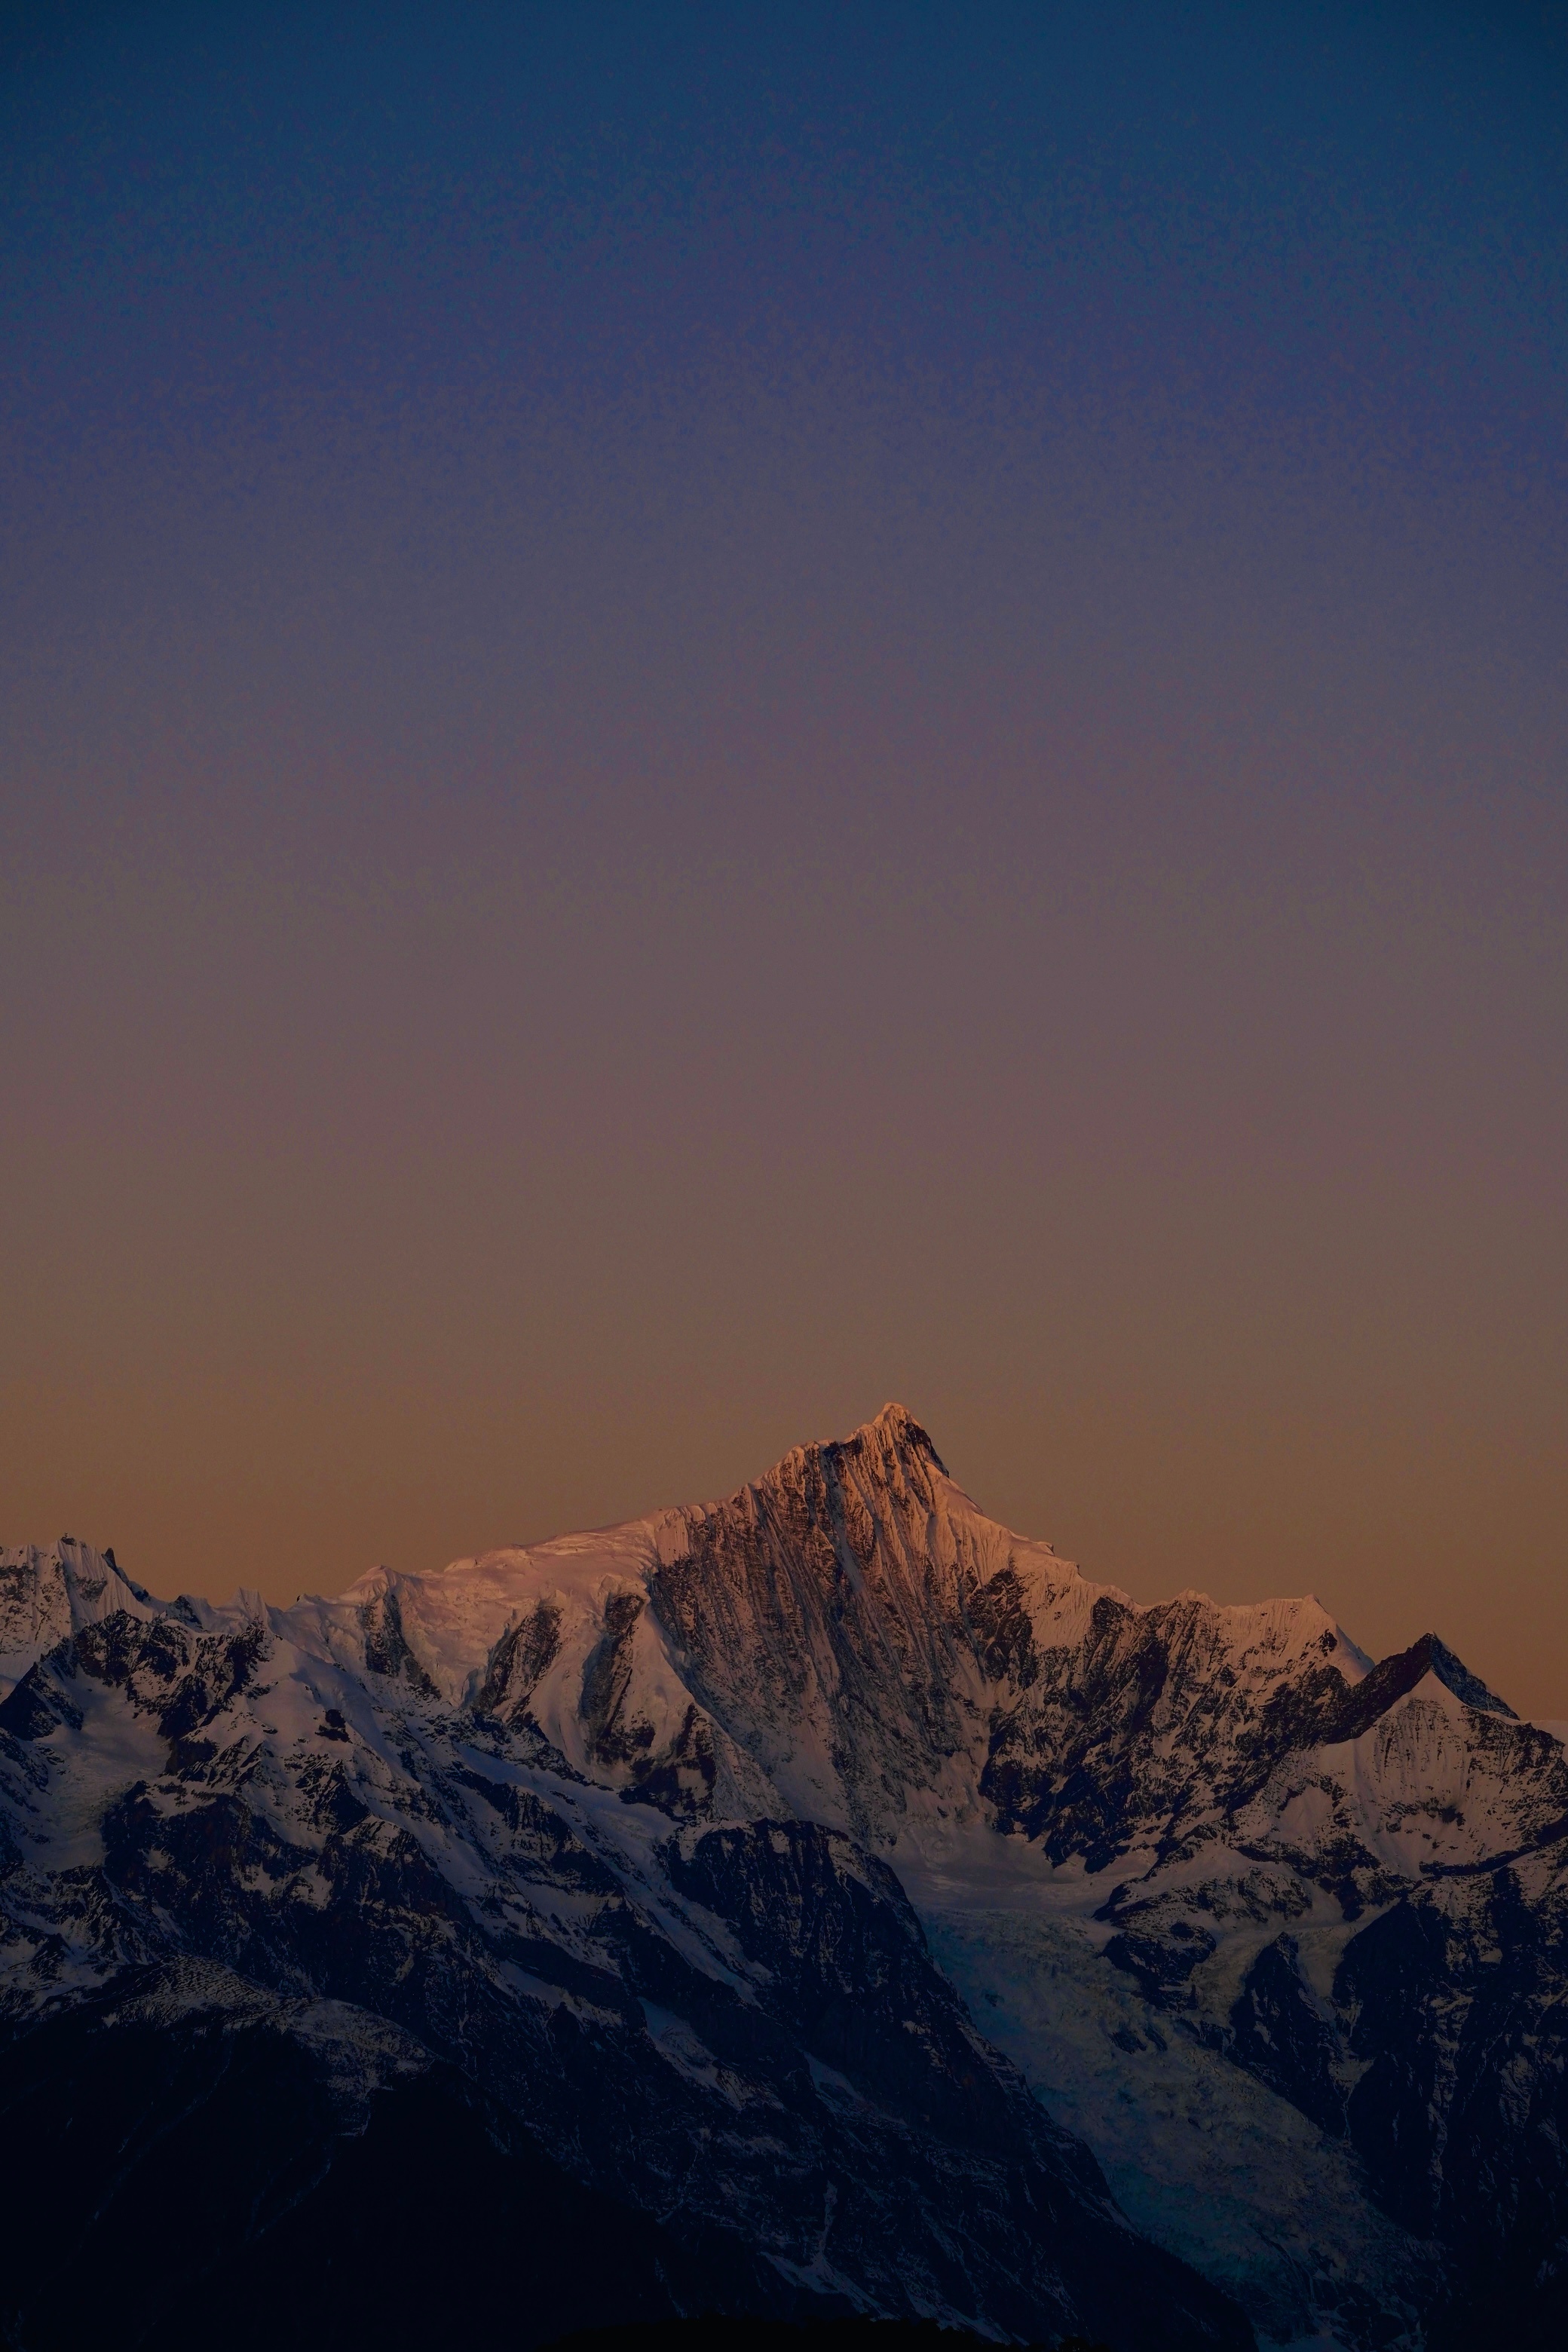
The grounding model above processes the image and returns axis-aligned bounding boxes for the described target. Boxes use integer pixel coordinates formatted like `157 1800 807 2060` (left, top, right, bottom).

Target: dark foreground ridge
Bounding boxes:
548 2324 1108 2352
0 1950 1241 2352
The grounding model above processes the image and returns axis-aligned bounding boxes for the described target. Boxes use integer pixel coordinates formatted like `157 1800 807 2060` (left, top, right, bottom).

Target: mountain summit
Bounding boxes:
3 1411 1566 2350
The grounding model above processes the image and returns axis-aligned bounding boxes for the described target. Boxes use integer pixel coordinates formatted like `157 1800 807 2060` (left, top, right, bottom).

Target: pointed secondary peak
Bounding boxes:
1412 1632 1516 1719
1319 1628 1517 1745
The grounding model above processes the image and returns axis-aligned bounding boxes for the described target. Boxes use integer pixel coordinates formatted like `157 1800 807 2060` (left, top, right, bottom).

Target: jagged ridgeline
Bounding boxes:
3 1409 1566 2351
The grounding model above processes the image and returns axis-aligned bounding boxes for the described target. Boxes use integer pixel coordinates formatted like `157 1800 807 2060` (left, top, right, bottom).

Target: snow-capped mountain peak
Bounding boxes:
0 1536 161 1698
4 1408 1565 2351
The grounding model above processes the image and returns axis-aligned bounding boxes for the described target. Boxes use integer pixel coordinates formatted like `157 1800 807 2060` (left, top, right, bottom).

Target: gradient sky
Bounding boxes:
3 2 1566 1710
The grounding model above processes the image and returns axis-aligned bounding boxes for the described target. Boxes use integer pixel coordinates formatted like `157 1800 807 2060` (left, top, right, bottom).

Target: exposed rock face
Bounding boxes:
3 1407 1565 2348
0 1537 160 1695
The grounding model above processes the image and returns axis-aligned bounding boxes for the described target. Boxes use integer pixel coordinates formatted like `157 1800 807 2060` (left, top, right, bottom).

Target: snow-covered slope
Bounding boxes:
0 1537 160 1697
3 1407 1565 2350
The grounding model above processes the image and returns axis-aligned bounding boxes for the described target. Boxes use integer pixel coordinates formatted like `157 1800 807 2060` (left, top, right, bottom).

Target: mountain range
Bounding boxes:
4 1405 1566 2350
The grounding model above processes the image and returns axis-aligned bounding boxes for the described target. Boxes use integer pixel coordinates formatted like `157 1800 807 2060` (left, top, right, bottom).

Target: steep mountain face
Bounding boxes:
0 1538 160 1682
3 1408 1565 2350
